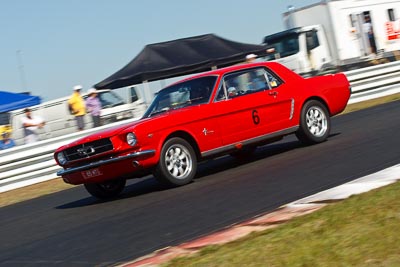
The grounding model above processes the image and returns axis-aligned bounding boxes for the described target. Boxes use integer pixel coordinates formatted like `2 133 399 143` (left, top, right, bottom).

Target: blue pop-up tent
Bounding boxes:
0 91 41 113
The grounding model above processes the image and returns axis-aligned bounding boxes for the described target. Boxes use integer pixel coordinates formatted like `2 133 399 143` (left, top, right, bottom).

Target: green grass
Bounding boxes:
0 179 73 208
342 93 400 114
166 181 400 267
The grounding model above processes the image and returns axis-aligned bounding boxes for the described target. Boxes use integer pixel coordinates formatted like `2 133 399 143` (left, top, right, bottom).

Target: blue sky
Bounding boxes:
1 0 318 101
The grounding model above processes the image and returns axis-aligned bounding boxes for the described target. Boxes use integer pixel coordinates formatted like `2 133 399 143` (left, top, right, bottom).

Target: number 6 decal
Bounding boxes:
252 110 260 125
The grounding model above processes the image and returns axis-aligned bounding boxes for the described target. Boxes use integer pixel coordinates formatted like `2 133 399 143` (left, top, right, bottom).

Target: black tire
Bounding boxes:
296 100 331 145
84 178 126 199
153 137 197 186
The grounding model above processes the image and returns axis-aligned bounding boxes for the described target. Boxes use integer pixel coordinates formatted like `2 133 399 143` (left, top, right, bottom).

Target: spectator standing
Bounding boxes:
0 132 15 150
68 85 86 131
21 108 45 144
363 15 377 54
85 88 102 127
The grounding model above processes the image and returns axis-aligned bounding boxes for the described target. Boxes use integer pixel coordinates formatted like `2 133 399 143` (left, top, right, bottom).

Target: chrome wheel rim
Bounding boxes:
306 106 328 137
164 144 192 180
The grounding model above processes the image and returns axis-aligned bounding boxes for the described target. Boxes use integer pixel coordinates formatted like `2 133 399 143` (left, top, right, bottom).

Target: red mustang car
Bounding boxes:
55 62 350 199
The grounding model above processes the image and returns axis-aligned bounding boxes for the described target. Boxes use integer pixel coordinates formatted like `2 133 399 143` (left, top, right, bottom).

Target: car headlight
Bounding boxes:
56 152 67 165
126 132 137 146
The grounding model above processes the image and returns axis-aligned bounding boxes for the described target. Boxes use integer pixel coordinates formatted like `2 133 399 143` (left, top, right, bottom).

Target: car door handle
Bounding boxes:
268 91 278 96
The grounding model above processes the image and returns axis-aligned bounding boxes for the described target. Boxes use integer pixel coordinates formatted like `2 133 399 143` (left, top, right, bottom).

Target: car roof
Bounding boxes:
172 62 277 84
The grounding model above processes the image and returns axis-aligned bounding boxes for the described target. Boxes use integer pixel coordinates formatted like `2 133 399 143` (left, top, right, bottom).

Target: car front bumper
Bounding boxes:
57 150 156 184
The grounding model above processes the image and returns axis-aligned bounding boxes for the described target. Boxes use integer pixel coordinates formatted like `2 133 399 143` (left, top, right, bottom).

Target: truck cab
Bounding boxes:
262 25 332 75
266 0 400 75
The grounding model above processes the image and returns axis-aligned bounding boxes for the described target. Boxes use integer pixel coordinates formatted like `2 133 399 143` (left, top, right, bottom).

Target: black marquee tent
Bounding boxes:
94 34 267 89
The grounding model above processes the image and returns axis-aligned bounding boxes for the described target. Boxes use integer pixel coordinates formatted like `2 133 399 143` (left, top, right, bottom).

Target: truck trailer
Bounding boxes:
262 0 400 75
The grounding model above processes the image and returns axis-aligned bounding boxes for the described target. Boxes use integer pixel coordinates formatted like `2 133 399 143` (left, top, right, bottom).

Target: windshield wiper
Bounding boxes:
149 107 170 117
171 99 195 110
149 100 196 117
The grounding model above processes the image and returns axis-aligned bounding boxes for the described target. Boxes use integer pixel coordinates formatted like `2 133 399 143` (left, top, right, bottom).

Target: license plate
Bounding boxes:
81 168 103 179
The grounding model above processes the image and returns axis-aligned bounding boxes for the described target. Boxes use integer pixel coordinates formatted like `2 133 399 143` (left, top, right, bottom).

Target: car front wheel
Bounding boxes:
84 178 126 199
296 100 330 145
153 137 197 186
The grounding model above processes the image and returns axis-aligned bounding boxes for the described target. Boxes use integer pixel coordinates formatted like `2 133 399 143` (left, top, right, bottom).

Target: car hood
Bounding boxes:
56 105 199 152
56 120 145 150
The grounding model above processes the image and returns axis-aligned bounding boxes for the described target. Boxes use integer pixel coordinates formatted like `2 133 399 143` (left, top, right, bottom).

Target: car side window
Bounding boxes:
216 80 228 101
264 69 283 89
215 68 269 101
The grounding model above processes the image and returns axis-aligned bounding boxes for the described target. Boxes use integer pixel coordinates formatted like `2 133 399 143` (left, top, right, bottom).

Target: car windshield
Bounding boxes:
97 91 125 108
264 33 300 60
144 76 217 117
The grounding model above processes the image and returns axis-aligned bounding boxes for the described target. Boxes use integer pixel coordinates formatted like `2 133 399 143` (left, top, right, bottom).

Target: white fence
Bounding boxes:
1 61 400 192
345 60 400 103
0 118 139 192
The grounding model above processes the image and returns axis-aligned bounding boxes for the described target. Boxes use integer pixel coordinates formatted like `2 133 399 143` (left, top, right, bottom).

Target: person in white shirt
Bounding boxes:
21 108 45 144
363 15 377 54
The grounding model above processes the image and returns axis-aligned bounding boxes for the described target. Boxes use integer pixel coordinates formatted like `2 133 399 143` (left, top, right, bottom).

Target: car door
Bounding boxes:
213 68 271 146
262 68 295 133
213 67 294 147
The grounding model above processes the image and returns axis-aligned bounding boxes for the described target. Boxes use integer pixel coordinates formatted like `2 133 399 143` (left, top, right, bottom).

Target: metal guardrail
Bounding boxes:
346 60 400 104
1 61 400 192
0 118 140 192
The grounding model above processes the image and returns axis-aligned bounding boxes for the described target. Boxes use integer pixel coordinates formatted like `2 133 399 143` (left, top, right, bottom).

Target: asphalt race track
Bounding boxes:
1 101 400 266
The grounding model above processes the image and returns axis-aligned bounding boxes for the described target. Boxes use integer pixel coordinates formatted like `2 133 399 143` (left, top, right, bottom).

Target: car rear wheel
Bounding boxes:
84 178 126 199
153 137 197 186
296 100 330 145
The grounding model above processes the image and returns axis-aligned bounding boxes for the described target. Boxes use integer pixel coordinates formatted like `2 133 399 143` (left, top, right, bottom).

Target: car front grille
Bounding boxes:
64 138 114 161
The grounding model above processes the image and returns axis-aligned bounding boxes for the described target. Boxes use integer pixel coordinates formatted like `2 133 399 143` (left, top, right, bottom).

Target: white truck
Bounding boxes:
262 0 400 75
9 88 147 145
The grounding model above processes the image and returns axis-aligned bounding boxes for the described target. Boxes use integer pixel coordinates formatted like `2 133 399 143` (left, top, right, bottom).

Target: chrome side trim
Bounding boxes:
290 98 295 119
57 150 156 176
201 126 299 158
